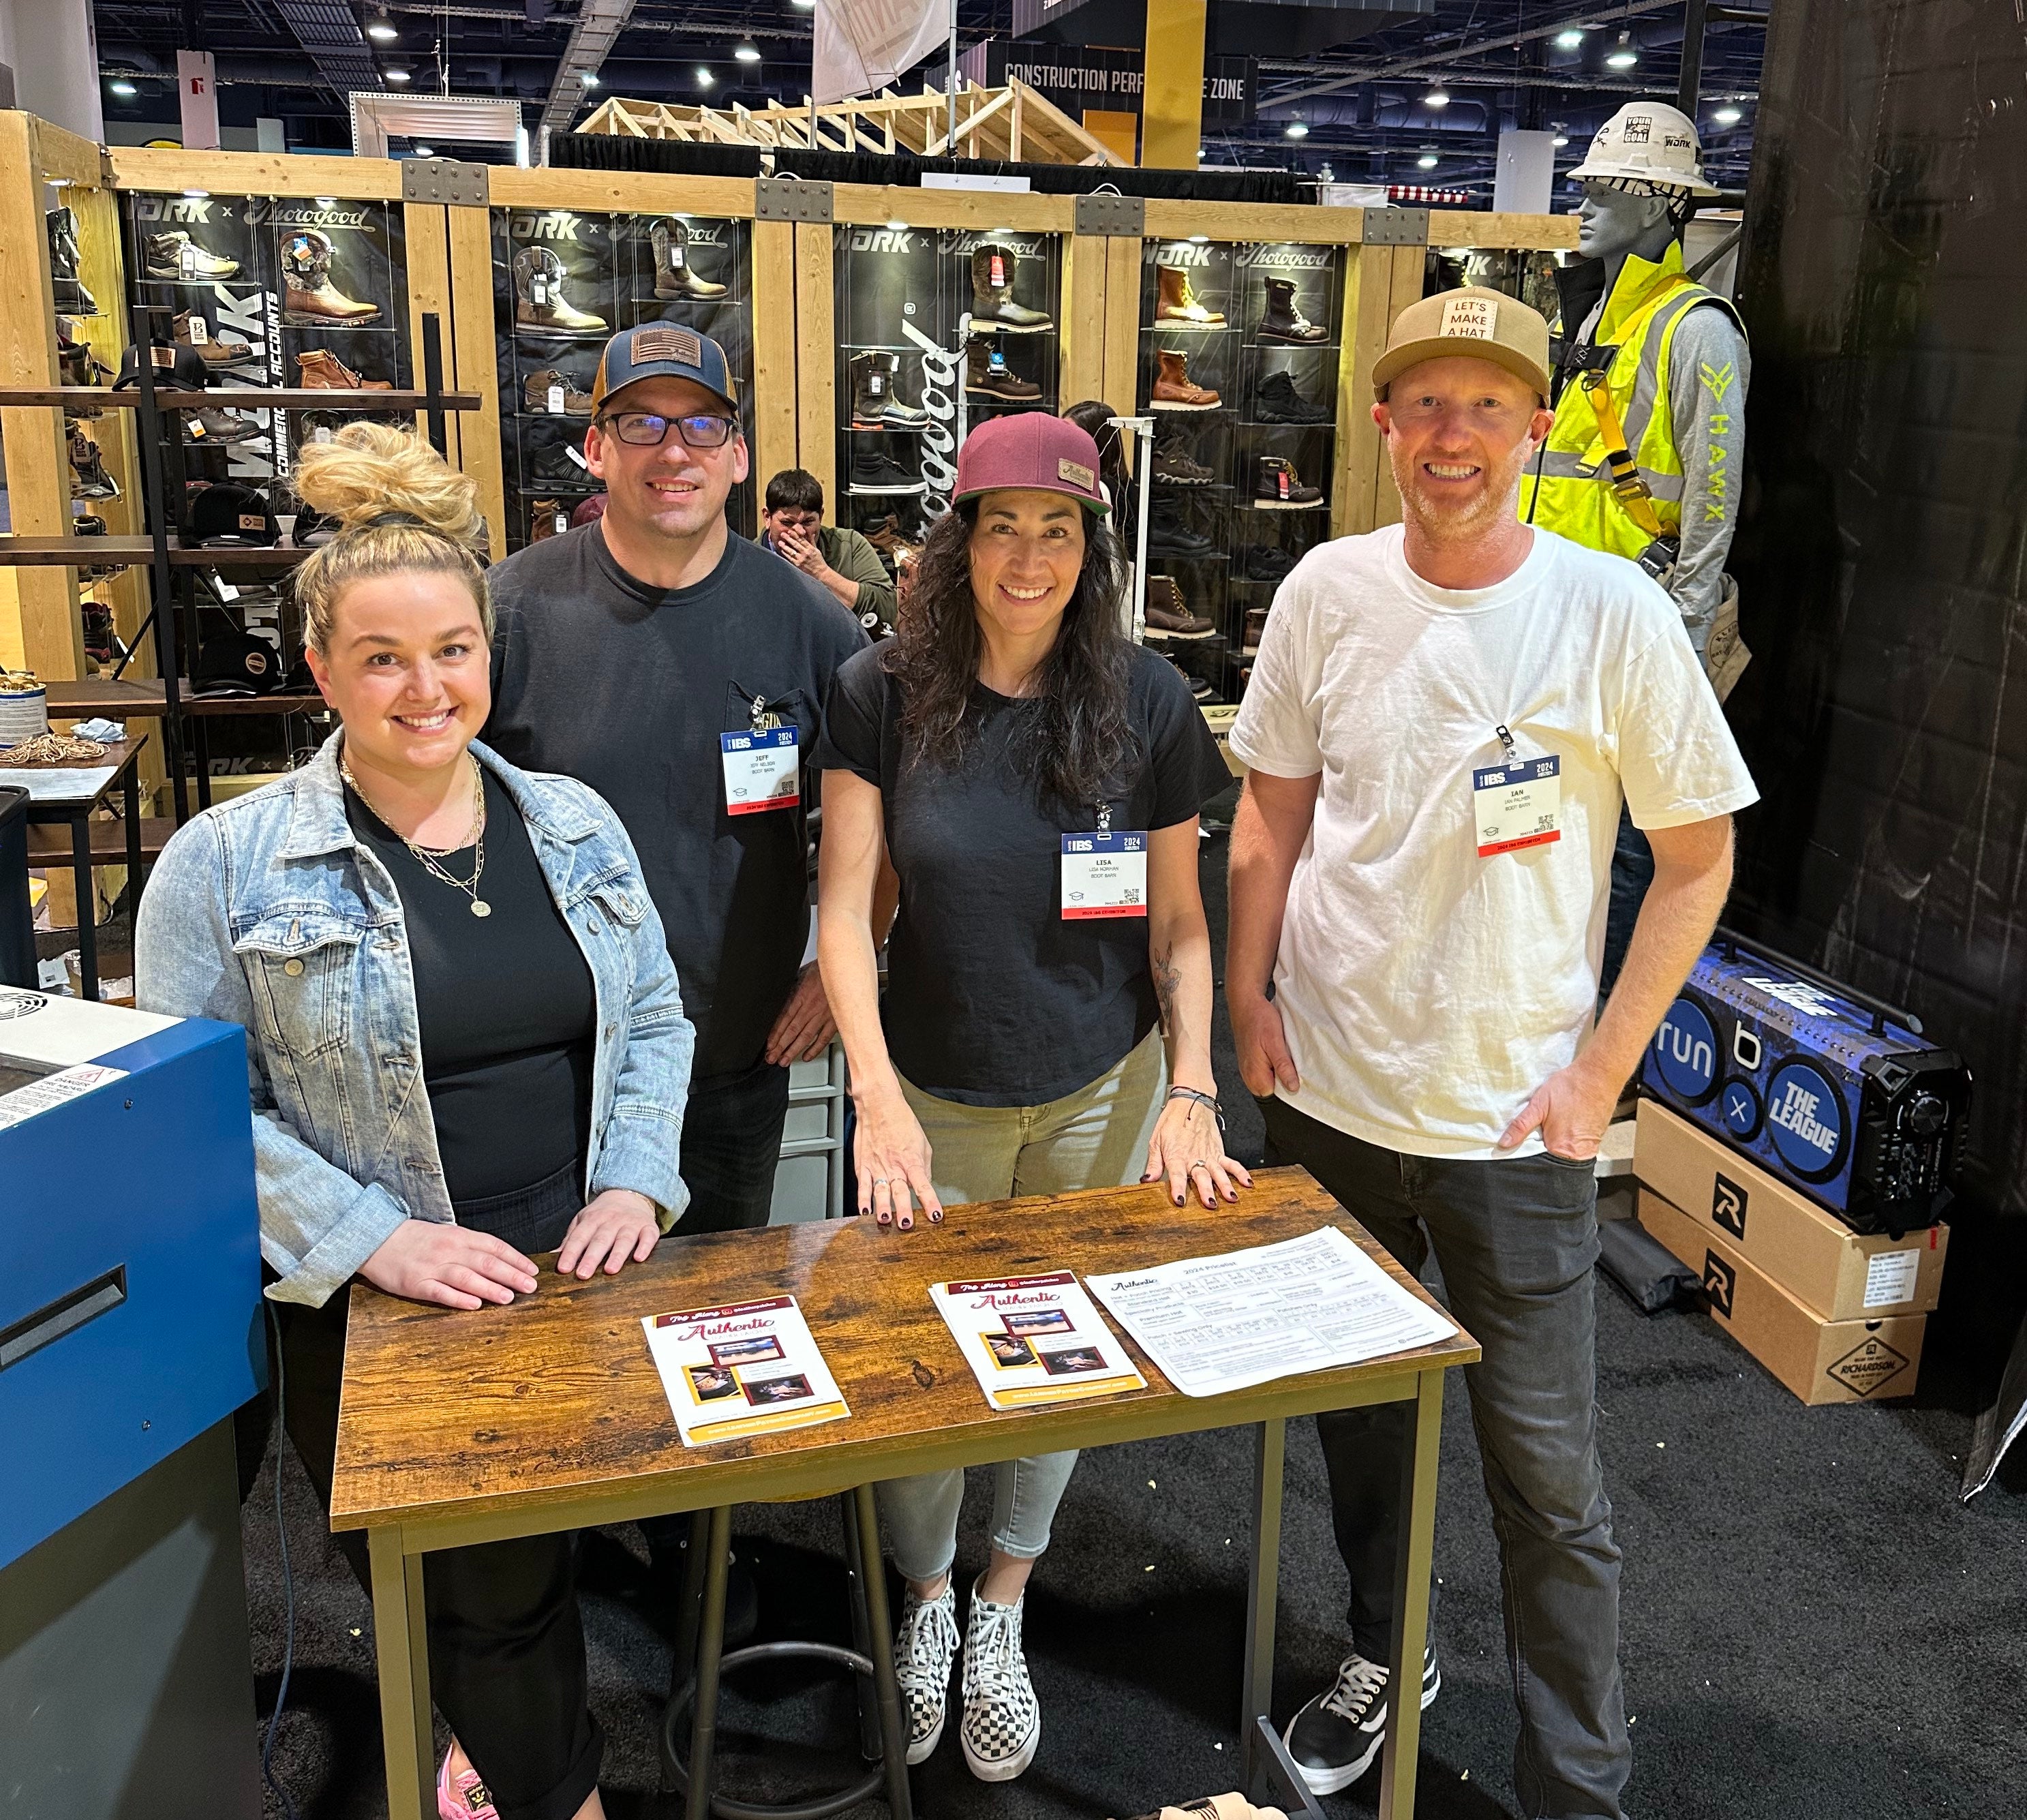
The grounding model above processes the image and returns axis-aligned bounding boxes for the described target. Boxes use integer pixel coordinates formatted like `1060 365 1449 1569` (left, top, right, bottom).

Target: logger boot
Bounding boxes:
964 338 1041 403
513 247 607 333
67 425 119 500
874 354 930 428
56 322 112 404
970 243 1052 333
651 218 728 300
174 309 261 372
523 367 594 416
1157 264 1224 325
47 207 97 315
850 352 887 427
1255 454 1322 507
1150 348 1221 410
1259 277 1330 344
294 348 393 391
1142 575 1217 639
144 230 241 281
280 229 382 327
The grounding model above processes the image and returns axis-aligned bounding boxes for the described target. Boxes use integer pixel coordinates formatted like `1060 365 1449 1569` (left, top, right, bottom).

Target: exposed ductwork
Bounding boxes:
268 0 384 97
538 0 639 143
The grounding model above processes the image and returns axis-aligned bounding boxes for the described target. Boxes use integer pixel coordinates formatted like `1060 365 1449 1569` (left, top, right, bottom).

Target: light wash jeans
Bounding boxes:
876 1028 1166 1583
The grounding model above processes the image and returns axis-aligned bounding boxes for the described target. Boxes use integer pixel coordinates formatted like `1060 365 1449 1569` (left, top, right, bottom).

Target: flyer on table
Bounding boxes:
641 1294 849 1445
930 1269 1146 1410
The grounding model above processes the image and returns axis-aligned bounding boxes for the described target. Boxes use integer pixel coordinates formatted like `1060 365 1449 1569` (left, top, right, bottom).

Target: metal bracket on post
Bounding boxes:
1361 206 1430 247
1076 192 1145 237
755 178 833 223
402 160 490 207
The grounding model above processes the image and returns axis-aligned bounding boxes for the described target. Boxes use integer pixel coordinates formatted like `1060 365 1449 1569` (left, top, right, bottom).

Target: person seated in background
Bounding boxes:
759 467 898 637
136 423 694 1820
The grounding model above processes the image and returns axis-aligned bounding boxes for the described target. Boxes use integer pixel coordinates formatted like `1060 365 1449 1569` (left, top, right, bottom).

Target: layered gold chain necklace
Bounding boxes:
339 748 492 917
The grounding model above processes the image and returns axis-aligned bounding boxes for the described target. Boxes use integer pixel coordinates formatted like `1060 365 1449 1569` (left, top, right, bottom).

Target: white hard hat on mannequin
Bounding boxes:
1568 101 1722 198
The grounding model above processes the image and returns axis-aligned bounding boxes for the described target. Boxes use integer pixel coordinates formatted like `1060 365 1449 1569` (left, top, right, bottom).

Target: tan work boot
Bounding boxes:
294 348 393 391
513 248 608 334
1150 348 1221 411
523 367 594 416
280 230 382 327
174 309 261 371
1157 264 1225 325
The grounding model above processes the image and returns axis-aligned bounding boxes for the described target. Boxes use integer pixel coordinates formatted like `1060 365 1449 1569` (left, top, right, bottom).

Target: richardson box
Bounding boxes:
1635 1098 1947 1320
1638 1189 1926 1406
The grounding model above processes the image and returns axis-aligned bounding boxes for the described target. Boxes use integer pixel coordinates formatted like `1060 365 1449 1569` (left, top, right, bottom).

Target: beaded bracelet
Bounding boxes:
1167 1085 1225 1129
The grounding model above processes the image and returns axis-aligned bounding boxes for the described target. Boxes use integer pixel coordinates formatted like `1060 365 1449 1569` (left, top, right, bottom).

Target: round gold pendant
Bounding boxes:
471 900 491 918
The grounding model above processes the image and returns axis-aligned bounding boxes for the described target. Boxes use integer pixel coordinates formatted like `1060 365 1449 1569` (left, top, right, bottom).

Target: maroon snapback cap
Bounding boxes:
953 412 1110 516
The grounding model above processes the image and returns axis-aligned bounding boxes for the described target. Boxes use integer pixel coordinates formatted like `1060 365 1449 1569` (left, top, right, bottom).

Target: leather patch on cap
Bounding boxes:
630 326 703 367
1057 457 1096 489
1439 296 1497 340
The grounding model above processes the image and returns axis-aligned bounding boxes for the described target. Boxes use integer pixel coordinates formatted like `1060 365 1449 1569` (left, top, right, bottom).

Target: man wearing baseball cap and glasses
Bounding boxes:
1226 290 1757 1813
487 326 868 1236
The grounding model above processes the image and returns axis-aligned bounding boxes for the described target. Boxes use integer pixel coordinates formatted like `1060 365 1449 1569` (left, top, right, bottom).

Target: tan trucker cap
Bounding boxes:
1371 286 1553 402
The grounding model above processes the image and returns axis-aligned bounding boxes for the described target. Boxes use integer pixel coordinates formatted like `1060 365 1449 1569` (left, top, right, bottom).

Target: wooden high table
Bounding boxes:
331 1168 1480 1820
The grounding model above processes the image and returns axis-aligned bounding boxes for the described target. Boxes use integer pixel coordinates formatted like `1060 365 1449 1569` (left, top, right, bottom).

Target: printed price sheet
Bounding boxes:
641 1294 849 1446
1084 1226 1457 1399
931 1270 1145 1410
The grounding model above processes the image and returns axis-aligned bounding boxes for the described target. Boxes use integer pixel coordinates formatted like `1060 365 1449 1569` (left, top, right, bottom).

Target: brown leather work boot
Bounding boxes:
529 499 569 541
1150 348 1221 411
1142 575 1218 640
1157 264 1225 326
281 230 382 327
523 367 594 416
294 348 393 391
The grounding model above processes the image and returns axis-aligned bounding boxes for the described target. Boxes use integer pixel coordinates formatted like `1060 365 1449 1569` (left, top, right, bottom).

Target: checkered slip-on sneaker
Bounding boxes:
893 1582 962 1764
437 1752 500 1819
959 1579 1041 1782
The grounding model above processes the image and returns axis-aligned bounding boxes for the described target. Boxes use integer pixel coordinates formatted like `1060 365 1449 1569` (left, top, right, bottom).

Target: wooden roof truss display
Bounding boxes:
579 80 1124 166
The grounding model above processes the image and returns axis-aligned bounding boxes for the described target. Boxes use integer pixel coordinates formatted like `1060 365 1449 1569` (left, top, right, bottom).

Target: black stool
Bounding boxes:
662 1485 913 1820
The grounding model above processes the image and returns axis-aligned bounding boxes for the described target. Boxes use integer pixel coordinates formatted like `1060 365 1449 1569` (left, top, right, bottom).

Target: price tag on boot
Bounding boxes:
1472 753 1561 856
187 316 210 344
547 382 565 414
1061 830 1148 920
720 727 800 815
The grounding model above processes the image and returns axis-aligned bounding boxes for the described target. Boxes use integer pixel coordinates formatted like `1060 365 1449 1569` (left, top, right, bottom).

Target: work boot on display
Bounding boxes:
1255 367 1333 424
1254 454 1322 508
1164 652 1214 701
965 338 1041 403
848 449 924 494
1258 277 1330 345
47 208 97 315
849 352 889 427
529 499 570 542
67 426 119 500
1153 436 1217 487
1142 575 1217 639
513 247 608 334
56 323 111 402
1244 543 1295 582
969 243 1053 333
1157 264 1225 325
1148 502 1217 558
529 442 600 491
650 217 728 300
281 230 381 327
184 406 266 447
1243 605 1269 651
523 367 593 416
174 309 260 373
1283 1643 1440 1795
144 230 240 282
1150 348 1221 410
295 348 393 391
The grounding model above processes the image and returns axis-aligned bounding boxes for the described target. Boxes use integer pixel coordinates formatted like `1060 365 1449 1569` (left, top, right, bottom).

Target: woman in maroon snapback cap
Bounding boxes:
814 412 1247 1783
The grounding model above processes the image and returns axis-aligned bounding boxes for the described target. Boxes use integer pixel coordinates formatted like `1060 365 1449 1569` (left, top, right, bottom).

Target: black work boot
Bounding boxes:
48 207 97 315
1259 277 1330 345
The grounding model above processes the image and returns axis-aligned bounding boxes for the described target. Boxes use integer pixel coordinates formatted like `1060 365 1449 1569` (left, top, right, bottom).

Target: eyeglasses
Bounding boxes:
596 410 740 449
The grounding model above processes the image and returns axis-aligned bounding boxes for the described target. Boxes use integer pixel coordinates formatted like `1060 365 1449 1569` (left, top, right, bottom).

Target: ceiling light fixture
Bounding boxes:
367 17 397 42
1713 104 1743 125
696 66 713 87
579 69 598 87
386 67 411 82
1553 134 1570 147
1417 151 1439 170
887 218 907 229
182 187 210 199
1606 31 1639 70
110 78 138 96
1422 87 1449 108
1555 29 1585 50
735 42 761 63
791 0 816 8
1284 119 1309 139
414 144 433 157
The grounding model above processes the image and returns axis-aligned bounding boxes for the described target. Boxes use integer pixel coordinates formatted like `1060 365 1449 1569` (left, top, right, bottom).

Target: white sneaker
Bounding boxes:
891 1582 960 1765
959 1579 1041 1782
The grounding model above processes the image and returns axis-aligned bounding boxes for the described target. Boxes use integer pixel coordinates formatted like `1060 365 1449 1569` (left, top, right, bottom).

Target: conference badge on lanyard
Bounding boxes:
720 693 799 816
1061 804 1148 920
1472 725 1561 858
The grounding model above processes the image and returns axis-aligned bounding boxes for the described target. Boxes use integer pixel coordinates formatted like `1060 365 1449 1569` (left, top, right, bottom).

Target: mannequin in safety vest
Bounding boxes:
1519 100 1749 990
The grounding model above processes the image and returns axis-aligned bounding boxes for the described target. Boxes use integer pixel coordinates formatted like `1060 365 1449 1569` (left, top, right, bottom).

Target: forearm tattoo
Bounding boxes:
1153 941 1180 1033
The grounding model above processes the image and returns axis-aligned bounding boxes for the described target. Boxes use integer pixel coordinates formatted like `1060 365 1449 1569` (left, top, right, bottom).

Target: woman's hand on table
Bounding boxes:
557 1189 662 1279
361 1219 540 1311
852 1083 943 1232
1143 1092 1252 1210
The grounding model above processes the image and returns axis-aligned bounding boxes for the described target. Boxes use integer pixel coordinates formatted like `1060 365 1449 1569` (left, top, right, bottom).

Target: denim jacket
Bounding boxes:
135 733 694 1307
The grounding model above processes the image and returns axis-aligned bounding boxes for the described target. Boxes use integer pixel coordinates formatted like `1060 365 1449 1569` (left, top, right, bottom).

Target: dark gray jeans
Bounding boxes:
1263 1097 1630 1820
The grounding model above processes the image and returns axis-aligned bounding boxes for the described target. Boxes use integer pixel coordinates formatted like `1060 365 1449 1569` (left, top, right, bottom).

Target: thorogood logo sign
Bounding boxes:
245 200 369 230
899 316 964 518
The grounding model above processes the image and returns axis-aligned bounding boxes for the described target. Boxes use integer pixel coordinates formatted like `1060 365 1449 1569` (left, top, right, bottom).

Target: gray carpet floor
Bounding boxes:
224 821 2027 1819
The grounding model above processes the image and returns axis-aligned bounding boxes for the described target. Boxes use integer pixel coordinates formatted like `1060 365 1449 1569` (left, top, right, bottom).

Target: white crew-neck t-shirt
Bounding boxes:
1229 522 1758 1159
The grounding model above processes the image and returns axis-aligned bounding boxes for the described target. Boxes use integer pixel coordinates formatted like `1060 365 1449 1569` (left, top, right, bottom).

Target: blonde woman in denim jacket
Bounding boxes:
136 425 692 1820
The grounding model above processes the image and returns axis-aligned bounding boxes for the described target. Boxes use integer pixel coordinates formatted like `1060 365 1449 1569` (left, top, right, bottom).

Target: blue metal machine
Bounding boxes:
1640 932 1971 1234
0 986 264 1817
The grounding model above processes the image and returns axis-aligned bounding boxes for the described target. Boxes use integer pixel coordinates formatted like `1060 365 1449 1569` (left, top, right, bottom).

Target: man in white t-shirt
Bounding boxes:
1228 287 1757 1816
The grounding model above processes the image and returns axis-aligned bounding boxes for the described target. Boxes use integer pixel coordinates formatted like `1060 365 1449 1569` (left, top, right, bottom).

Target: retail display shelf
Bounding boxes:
0 536 314 567
0 386 482 410
1241 500 1330 513
1241 419 1341 430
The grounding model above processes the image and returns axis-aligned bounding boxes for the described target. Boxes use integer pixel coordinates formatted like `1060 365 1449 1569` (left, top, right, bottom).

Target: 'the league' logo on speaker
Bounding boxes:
1765 1058 1846 1179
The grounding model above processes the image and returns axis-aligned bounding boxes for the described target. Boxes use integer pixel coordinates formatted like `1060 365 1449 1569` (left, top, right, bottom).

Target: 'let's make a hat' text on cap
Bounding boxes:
1370 286 1553 404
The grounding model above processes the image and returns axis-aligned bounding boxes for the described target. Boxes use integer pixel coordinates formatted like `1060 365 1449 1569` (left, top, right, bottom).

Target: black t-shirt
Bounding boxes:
485 524 868 1082
815 641 1231 1106
346 766 596 1203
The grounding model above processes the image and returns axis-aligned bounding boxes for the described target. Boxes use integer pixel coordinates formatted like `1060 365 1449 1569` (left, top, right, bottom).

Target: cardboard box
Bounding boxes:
1638 1188 1926 1405
1634 1098 1947 1320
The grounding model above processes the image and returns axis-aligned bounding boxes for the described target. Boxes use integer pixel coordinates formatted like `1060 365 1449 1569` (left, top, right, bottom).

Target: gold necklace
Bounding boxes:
340 748 493 918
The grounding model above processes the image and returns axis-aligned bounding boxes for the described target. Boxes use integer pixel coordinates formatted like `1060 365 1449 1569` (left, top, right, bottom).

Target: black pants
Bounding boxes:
673 1057 791 1234
277 1161 605 1820
1264 1098 1629 1820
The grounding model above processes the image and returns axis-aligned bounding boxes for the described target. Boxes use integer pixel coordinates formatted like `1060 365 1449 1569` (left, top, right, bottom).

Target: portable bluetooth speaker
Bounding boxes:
1639 931 1970 1234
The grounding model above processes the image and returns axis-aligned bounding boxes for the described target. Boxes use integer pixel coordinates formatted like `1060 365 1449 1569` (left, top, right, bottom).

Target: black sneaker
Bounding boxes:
1283 1643 1439 1795
1244 545 1294 583
849 450 926 495
1148 511 1217 558
1255 369 1333 425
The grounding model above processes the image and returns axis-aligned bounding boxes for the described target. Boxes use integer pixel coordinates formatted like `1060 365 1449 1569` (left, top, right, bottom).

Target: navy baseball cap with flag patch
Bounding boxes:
590 324 740 417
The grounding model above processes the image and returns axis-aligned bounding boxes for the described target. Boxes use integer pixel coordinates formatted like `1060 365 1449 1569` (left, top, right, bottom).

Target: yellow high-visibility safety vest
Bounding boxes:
1518 241 1746 561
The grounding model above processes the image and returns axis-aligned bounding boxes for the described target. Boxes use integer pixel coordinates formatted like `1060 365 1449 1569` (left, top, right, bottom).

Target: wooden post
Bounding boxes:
443 202 508 559
793 221 836 506
750 217 799 496
1141 0 1208 170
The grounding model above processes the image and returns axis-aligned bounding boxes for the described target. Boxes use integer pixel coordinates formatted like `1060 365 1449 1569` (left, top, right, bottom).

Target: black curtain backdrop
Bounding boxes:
1726 0 2027 1232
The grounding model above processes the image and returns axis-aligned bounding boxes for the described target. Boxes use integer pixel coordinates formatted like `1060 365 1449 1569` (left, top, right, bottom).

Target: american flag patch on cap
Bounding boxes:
630 326 703 367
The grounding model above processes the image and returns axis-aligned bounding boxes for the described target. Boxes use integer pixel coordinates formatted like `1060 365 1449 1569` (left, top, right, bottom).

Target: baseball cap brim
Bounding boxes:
1372 336 1551 404
951 476 1109 516
598 371 740 418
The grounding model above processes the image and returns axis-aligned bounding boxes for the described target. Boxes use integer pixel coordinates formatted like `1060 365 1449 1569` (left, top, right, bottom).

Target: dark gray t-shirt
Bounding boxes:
815 641 1232 1106
485 523 867 1082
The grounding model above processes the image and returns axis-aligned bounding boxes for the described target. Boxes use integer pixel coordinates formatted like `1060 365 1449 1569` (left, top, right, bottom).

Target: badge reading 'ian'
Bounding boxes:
1440 296 1497 340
